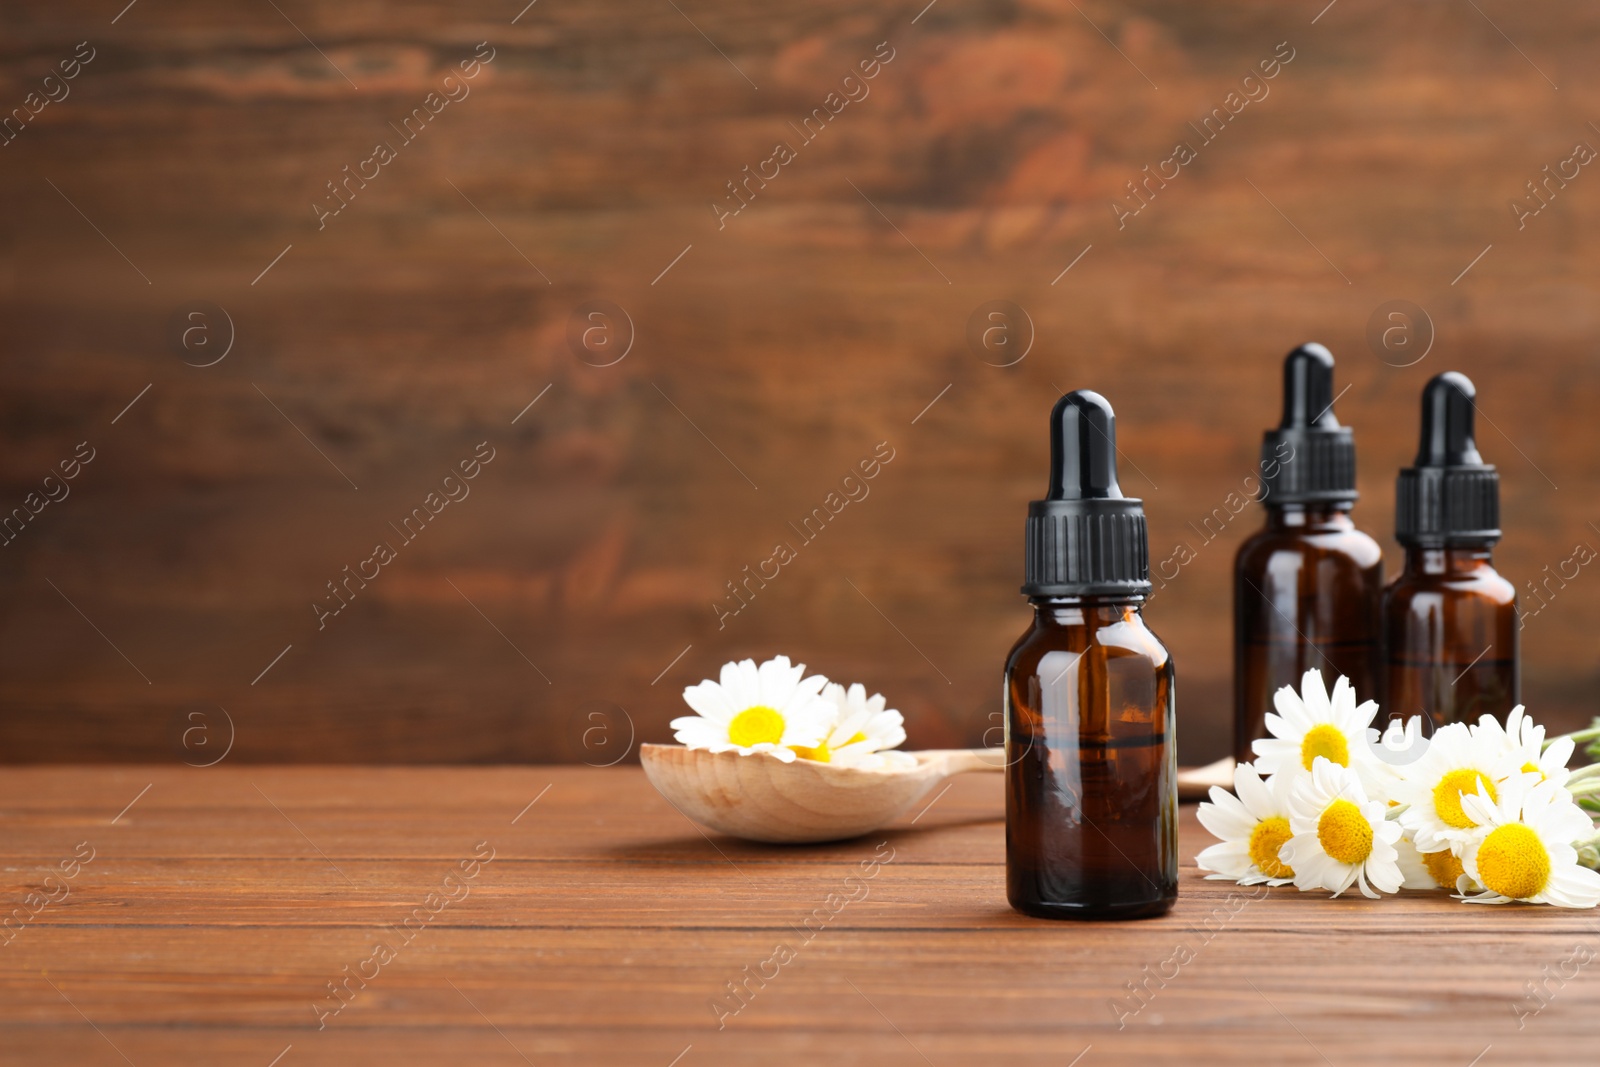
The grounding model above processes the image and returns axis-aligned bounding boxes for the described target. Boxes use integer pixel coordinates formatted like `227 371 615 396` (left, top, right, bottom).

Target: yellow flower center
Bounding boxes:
1300 724 1350 771
1432 768 1496 829
1248 817 1295 879
1521 760 1545 783
1316 799 1373 865
727 706 786 748
1475 823 1551 900
793 730 870 762
1421 848 1465 889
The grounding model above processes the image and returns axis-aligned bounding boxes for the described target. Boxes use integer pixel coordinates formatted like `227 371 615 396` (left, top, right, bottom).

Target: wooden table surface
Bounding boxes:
2 765 1595 1065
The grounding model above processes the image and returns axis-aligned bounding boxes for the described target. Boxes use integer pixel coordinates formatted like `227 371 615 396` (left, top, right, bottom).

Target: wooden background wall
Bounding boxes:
2 0 1597 764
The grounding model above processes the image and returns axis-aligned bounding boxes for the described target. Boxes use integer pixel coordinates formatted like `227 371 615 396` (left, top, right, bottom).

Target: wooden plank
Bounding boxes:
0 766 1596 1063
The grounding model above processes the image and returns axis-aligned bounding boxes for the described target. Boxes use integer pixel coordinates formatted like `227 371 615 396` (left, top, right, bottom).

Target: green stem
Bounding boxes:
1566 763 1600 783
1547 725 1600 751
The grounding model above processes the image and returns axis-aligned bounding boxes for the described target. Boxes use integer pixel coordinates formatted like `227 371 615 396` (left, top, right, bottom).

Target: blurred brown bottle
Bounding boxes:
1234 345 1382 766
1383 372 1517 729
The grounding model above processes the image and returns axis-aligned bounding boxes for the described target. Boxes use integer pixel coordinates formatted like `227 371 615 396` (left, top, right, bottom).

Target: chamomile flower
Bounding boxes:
1458 778 1600 908
1474 705 1573 788
1196 762 1298 885
1198 688 1600 910
791 682 915 770
1393 722 1516 853
1281 757 1403 899
1394 833 1471 892
671 656 832 763
1252 669 1381 784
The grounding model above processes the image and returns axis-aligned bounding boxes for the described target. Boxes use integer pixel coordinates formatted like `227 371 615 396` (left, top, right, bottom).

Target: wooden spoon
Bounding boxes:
641 744 1238 844
640 743 1003 844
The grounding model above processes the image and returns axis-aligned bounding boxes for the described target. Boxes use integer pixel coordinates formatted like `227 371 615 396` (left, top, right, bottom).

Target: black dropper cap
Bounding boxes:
1022 390 1150 597
1395 371 1500 547
1258 343 1358 505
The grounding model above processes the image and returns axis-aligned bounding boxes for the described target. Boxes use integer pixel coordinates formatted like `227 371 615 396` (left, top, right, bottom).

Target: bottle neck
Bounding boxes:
1402 543 1496 576
1264 502 1354 532
1029 596 1145 627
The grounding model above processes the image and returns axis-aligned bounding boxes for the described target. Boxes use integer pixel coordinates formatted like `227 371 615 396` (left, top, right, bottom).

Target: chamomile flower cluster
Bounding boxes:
671 655 916 771
1199 670 1600 908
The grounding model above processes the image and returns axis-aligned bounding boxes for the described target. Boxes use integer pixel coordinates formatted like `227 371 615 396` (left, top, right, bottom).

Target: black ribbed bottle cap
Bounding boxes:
1395 371 1500 546
1259 343 1358 505
1022 390 1150 598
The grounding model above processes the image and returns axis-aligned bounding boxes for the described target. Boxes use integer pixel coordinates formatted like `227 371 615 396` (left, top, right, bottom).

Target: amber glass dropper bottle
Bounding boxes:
1005 390 1176 921
1383 372 1518 728
1233 344 1382 764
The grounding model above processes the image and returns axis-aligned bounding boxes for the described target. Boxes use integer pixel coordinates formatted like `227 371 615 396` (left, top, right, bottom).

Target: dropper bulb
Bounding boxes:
1415 371 1482 466
1047 389 1124 501
1280 343 1339 429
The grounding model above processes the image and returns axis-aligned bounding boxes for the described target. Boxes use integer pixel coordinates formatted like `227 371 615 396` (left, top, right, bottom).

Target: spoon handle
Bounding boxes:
913 748 1007 776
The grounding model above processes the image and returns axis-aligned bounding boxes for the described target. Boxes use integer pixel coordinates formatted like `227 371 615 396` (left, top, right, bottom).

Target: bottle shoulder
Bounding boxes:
1235 520 1384 571
1385 564 1517 606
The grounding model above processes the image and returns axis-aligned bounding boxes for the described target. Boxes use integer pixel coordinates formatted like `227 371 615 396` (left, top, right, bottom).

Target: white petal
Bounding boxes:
1300 669 1332 721
1457 788 1500 829
1326 863 1360 898
1281 834 1326 886
1197 794 1257 841
740 657 770 703
1459 835 1486 881
1233 764 1277 820
1252 737 1298 776
1292 851 1336 893
777 704 831 748
1349 697 1380 732
1267 767 1299 808
681 681 734 722
756 656 794 703
756 655 797 698
669 714 715 733
796 671 829 700
719 659 753 707
1542 736 1575 775
1393 836 1436 890
1538 864 1600 909
1271 685 1311 732
1196 841 1251 879
671 720 725 748
775 671 825 717
1457 889 1511 905
1364 850 1403 895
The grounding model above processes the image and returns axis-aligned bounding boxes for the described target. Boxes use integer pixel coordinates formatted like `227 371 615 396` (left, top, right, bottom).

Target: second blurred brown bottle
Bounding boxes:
1382 372 1518 728
1234 345 1383 765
